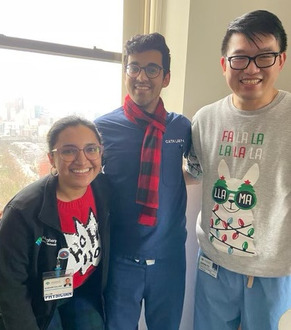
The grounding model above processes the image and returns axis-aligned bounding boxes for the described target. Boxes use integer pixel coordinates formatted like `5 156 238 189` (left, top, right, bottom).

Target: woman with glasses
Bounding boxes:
0 116 110 330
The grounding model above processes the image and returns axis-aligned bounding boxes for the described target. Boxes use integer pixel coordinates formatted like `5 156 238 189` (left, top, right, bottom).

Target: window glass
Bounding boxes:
0 0 123 52
0 1 123 211
0 49 122 120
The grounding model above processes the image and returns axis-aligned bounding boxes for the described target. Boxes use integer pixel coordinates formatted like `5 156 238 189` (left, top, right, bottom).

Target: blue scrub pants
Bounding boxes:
105 252 186 330
194 255 291 330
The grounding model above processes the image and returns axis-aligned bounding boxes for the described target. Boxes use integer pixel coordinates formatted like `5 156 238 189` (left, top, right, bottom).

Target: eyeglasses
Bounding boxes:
226 52 281 70
51 145 103 162
212 186 257 210
125 63 164 79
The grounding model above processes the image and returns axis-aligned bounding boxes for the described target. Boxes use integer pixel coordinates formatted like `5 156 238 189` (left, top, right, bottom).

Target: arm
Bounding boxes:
183 141 203 185
182 115 202 185
0 206 40 330
183 165 201 185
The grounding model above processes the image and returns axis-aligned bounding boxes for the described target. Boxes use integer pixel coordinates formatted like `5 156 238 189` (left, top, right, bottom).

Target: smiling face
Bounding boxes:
48 124 102 200
221 33 286 110
125 50 170 114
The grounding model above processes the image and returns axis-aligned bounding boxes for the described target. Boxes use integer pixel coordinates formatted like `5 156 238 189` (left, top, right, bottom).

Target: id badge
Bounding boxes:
198 255 219 278
43 269 74 301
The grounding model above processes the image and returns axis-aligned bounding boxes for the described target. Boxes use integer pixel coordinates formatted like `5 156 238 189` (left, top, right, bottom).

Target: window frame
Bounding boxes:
0 34 122 63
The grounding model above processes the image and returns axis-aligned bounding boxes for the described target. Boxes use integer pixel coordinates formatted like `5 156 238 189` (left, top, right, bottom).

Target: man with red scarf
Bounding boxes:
95 33 191 330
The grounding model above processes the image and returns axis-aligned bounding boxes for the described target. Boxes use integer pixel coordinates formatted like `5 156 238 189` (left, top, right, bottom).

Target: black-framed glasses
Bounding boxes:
226 52 281 70
51 144 103 162
125 63 164 79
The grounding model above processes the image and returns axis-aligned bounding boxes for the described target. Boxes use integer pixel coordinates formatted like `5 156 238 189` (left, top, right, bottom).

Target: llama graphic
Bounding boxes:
209 159 259 256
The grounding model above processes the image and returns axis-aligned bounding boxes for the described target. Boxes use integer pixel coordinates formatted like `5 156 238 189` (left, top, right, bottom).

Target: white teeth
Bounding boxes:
72 168 90 173
241 79 261 85
135 85 150 89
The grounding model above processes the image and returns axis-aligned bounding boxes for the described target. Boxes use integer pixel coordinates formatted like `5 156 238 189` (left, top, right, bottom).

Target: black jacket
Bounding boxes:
0 173 111 330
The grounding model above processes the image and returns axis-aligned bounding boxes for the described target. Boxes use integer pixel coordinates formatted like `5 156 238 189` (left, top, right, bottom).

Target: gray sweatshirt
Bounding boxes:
186 90 291 277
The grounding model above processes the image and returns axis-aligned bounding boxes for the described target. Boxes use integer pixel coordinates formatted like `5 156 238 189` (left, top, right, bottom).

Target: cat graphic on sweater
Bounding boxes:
210 159 259 257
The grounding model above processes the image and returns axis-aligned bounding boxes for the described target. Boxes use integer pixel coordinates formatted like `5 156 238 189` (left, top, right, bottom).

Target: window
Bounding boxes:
0 0 123 209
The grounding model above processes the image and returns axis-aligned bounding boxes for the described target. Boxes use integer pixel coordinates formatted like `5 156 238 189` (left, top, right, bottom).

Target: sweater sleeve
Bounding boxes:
0 205 40 330
185 115 203 180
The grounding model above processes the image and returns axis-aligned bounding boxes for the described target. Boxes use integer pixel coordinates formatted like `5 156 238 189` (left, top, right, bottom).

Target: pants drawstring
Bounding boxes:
247 275 254 288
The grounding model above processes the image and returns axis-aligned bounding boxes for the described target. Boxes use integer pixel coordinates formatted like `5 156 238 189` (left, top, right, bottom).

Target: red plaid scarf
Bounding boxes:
123 94 167 226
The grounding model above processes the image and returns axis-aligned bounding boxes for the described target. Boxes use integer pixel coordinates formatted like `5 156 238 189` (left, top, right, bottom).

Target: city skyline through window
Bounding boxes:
0 0 123 209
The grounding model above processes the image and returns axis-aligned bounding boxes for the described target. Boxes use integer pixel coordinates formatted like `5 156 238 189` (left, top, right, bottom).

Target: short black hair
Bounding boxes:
124 32 171 75
47 115 101 151
221 10 287 56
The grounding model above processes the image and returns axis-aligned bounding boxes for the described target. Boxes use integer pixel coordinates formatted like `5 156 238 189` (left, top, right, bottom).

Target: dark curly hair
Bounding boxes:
123 32 171 76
